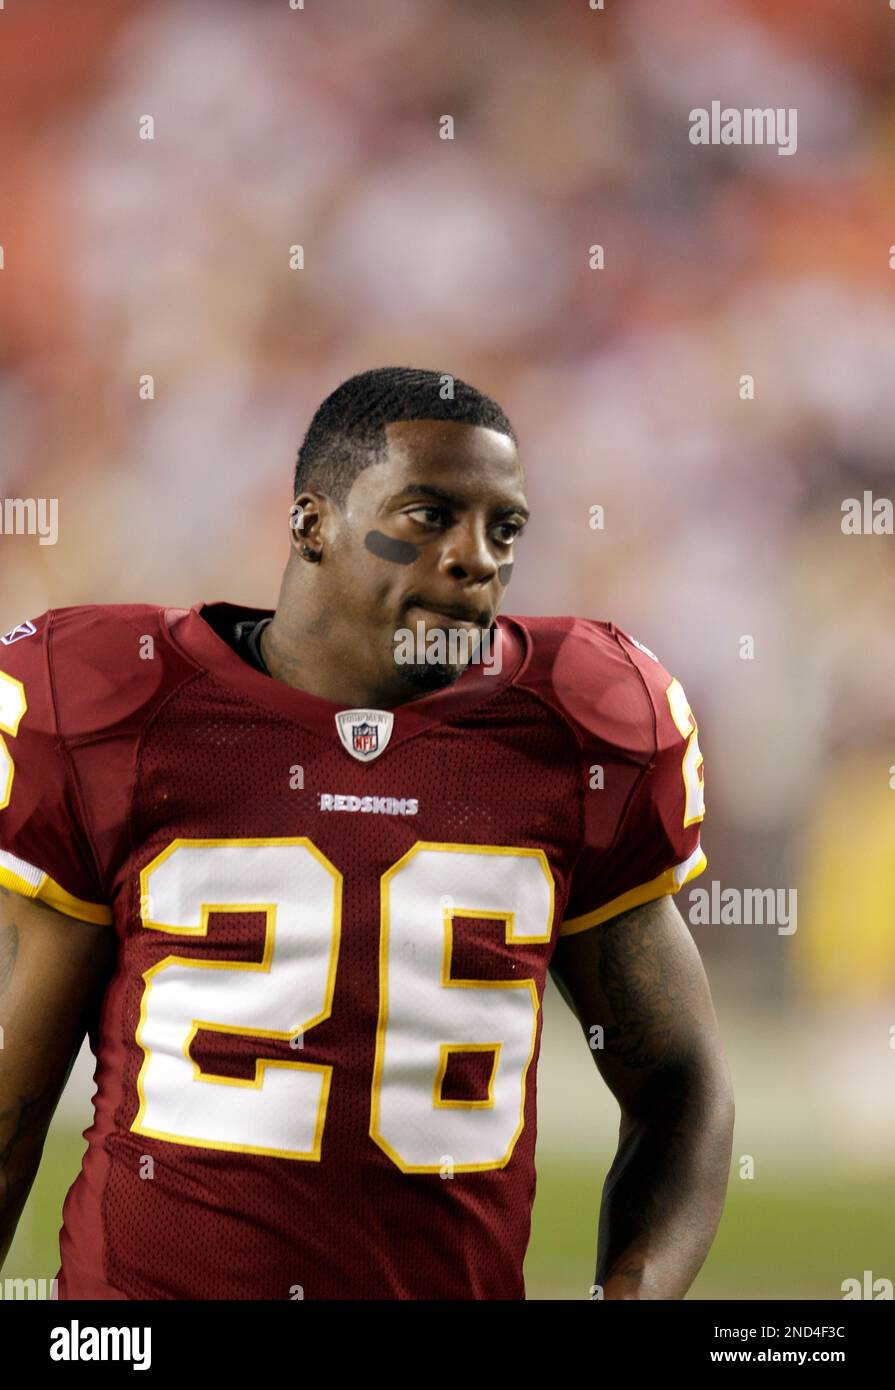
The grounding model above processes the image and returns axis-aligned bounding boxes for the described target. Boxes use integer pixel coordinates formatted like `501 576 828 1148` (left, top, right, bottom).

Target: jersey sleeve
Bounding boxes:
0 613 112 924
559 630 707 936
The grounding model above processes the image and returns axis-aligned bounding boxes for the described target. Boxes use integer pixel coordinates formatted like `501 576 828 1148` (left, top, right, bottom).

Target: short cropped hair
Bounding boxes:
294 366 516 505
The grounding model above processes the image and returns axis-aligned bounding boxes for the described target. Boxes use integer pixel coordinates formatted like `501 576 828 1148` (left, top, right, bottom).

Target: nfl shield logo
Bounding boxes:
335 708 395 763
353 722 378 755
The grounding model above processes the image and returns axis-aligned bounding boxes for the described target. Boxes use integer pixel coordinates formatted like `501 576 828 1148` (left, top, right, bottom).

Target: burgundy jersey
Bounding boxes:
0 602 706 1300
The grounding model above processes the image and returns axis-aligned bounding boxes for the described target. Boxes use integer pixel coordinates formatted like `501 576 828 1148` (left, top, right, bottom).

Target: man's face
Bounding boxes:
320 418 529 697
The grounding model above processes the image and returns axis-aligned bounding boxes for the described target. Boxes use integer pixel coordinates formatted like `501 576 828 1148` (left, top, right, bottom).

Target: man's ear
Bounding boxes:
288 492 326 554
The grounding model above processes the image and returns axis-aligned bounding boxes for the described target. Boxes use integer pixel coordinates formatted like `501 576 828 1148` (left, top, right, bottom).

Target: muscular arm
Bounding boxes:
549 894 734 1300
0 884 115 1268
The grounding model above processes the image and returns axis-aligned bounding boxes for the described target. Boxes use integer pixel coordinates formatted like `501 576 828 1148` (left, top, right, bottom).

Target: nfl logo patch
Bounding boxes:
353 722 378 755
335 708 395 763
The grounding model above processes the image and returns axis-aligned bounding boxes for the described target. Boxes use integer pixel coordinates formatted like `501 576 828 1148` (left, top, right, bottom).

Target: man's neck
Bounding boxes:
259 617 426 708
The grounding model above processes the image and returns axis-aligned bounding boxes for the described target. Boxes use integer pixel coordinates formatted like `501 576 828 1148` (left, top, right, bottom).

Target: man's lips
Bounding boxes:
407 603 487 628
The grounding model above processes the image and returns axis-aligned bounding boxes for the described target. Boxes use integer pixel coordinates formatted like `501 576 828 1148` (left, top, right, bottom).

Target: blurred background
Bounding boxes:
1 0 893 1298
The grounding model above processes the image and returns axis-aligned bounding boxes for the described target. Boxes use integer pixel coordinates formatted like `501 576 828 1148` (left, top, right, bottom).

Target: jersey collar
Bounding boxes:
165 600 530 752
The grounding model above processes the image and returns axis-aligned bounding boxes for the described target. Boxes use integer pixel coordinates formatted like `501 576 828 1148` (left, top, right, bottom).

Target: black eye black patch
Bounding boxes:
364 530 514 581
364 529 420 565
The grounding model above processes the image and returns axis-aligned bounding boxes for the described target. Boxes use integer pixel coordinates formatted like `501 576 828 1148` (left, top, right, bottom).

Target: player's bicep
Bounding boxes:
0 885 114 1182
550 893 724 1116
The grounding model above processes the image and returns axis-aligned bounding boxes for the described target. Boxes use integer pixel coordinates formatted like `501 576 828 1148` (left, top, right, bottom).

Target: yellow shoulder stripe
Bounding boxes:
0 862 113 926
559 846 707 937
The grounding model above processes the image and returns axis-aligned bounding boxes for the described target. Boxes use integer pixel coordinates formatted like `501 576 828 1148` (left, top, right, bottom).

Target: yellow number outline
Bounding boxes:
371 841 554 1174
666 677 706 828
136 838 555 1172
134 836 342 1161
0 669 27 812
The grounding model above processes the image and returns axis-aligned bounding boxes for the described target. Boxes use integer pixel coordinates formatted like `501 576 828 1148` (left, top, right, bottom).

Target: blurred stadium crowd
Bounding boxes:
1 0 894 1017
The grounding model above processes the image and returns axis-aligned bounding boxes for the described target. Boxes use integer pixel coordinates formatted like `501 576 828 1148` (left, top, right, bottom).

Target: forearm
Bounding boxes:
0 1029 75 1268
0 1099 53 1268
0 888 112 1269
596 1058 734 1299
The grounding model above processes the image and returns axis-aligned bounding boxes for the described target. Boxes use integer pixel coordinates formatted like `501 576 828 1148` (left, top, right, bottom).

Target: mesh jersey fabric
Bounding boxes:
0 602 706 1299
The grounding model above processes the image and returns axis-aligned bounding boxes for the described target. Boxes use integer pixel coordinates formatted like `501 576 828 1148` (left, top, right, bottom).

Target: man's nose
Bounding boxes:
438 521 497 583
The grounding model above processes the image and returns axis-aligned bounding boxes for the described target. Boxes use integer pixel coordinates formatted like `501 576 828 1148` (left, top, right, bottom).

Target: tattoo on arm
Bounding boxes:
597 898 684 1069
0 884 19 996
0 921 17 995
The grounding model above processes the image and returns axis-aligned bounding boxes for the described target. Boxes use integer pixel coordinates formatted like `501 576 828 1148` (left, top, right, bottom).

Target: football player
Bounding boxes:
0 367 733 1299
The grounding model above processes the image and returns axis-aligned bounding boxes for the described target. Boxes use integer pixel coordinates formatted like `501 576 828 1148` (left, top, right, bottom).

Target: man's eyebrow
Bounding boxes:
389 483 530 521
